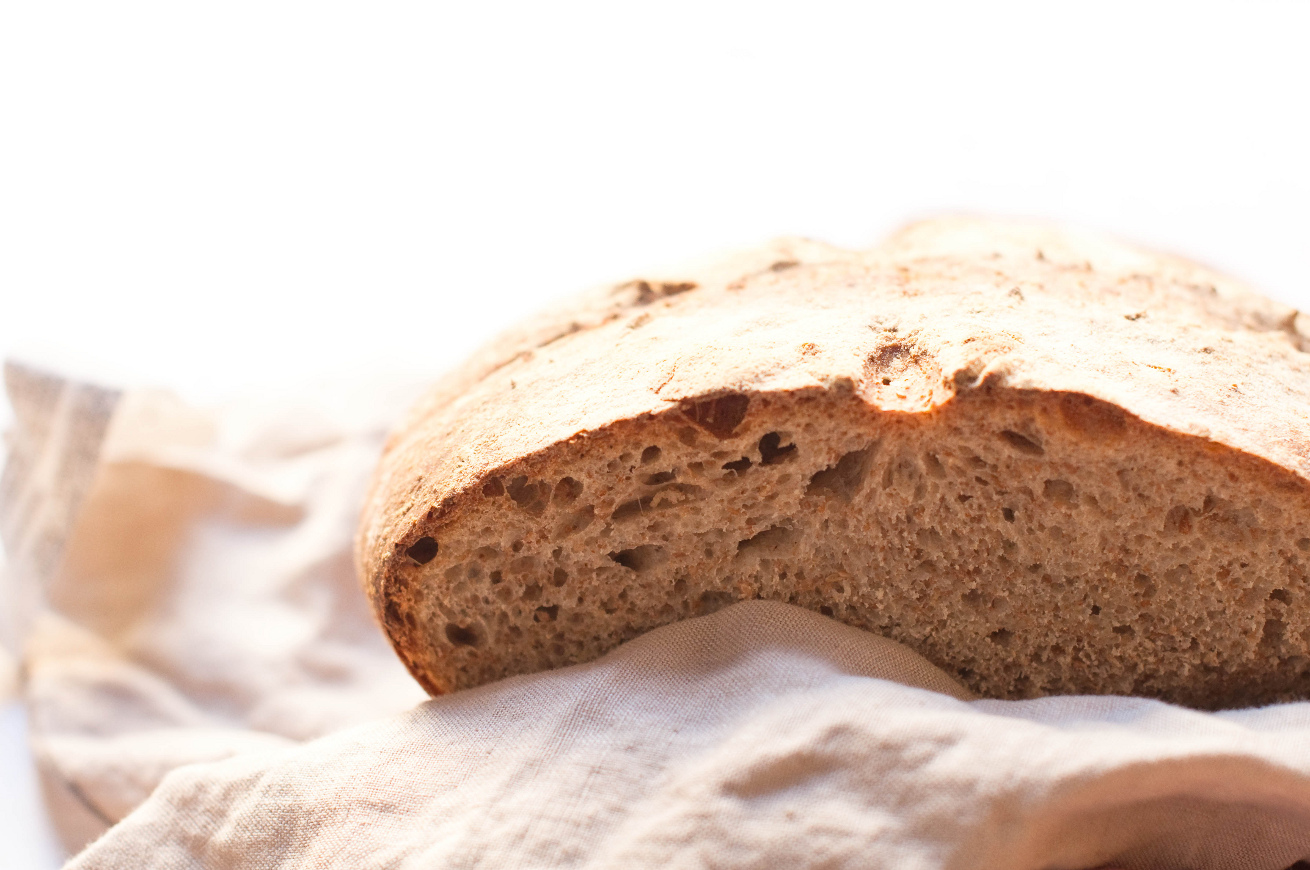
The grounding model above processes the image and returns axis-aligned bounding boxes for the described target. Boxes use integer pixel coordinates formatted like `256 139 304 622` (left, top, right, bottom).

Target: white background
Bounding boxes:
1 2 1307 866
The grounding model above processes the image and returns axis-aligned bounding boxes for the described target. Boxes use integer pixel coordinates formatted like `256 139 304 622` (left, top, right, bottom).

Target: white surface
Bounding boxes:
0 703 66 869
1 2 1308 404
0 1 1307 866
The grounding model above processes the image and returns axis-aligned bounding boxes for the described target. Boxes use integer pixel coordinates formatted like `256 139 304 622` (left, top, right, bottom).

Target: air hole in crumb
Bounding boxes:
1090 604 1101 615
1270 588 1292 603
406 537 439 565
881 377 892 385
611 499 646 522
642 470 678 485
534 605 560 623
609 545 666 572
807 446 875 500
482 477 505 497
641 446 662 464
722 457 752 474
552 567 569 587
1297 537 1310 551
1057 393 1128 440
696 590 735 614
522 583 542 602
999 430 1044 456
923 453 946 479
554 505 595 540
759 432 797 465
961 589 983 607
553 477 583 505
489 571 503 585
1112 625 1135 636
673 577 687 594
988 629 1013 646
611 484 704 521
507 476 550 515
1001 508 1015 523
736 525 796 555
1164 505 1195 535
1043 479 1075 505
818 605 834 617
1132 573 1157 596
445 623 480 647
682 393 750 439
957 494 973 503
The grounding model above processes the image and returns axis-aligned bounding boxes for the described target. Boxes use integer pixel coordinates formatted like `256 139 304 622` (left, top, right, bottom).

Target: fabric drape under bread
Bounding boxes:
68 601 1310 870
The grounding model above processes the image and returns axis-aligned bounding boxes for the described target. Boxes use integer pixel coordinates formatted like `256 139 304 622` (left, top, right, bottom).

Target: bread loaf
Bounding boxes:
357 218 1310 708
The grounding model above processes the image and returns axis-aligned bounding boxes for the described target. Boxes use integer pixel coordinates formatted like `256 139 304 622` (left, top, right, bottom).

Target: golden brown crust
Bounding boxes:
357 218 1310 703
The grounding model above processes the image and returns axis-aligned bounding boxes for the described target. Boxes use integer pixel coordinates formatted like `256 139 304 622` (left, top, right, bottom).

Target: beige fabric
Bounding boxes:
4 363 1310 869
1 363 427 852
68 601 1310 869
1 363 119 678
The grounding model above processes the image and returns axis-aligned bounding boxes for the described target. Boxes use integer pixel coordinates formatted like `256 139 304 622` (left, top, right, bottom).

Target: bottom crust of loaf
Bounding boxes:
380 385 1310 709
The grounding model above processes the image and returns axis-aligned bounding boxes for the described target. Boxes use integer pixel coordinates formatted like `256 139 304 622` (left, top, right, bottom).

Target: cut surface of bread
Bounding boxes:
357 218 1310 708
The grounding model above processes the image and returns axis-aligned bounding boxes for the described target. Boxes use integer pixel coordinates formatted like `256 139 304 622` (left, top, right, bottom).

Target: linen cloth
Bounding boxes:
0 362 428 852
66 602 1310 869
4 362 1310 868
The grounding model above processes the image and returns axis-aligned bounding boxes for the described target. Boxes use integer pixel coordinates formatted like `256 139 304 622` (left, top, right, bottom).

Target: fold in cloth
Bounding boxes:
4 364 1310 869
1 363 427 852
67 601 1310 869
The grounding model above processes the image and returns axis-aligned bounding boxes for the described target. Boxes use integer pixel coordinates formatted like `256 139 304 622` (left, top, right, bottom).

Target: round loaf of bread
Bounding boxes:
357 218 1310 708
